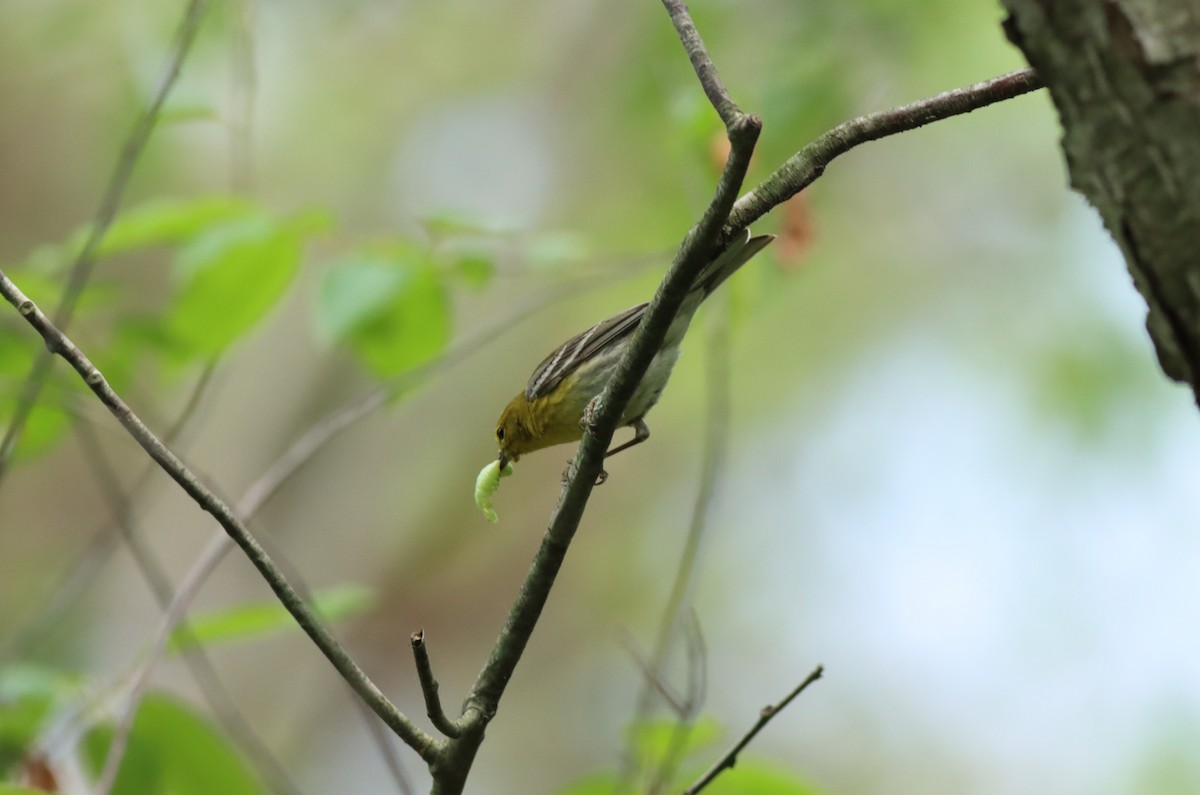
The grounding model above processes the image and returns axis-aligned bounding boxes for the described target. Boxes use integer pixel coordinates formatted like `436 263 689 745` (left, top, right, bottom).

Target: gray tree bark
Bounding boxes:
1002 0 1200 405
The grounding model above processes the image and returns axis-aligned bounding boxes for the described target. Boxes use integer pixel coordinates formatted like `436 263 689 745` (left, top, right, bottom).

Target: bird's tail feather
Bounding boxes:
694 230 776 299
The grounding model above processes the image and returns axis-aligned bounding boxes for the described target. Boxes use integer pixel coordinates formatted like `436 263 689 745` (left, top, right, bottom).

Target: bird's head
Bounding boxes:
495 391 537 469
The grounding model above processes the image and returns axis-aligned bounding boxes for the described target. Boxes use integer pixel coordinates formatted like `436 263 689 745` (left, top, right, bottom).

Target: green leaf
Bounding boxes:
167 584 374 653
157 105 221 126
83 693 264 795
167 210 327 357
553 774 621 795
0 666 84 776
0 786 58 795
318 246 451 378
450 250 495 289
628 716 723 765
98 196 259 258
526 231 591 270
317 258 408 344
419 211 514 237
0 334 73 461
697 760 824 795
6 403 71 462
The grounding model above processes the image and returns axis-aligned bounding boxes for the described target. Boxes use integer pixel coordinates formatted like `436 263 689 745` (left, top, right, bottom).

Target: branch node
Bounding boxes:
728 113 762 144
17 300 34 316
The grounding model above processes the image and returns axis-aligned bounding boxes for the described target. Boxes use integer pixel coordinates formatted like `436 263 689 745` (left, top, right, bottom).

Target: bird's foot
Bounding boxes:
580 395 603 432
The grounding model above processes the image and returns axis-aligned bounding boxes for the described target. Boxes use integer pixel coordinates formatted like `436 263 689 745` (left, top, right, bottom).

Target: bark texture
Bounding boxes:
1002 0 1200 404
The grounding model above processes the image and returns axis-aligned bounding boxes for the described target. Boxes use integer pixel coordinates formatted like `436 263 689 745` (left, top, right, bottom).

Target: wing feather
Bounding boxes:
525 303 647 399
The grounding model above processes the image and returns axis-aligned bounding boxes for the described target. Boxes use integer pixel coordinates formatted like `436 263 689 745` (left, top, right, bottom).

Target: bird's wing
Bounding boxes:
525 302 647 400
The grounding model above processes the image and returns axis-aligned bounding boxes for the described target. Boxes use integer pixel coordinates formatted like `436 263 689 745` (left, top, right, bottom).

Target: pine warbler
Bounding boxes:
494 229 774 470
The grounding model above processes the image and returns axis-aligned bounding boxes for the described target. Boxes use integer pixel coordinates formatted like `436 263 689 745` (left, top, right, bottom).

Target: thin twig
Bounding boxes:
0 0 210 483
0 271 438 764
74 423 303 795
0 360 217 662
645 614 708 795
360 703 416 795
228 0 257 193
660 0 741 126
411 631 461 739
682 666 824 795
616 303 732 794
726 68 1043 235
619 634 687 717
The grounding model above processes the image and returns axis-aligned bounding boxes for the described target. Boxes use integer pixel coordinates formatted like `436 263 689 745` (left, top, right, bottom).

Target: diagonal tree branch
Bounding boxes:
424 4 763 793
73 422 303 795
0 360 216 662
726 68 1044 235
0 0 210 483
682 665 824 795
0 271 438 764
661 0 742 126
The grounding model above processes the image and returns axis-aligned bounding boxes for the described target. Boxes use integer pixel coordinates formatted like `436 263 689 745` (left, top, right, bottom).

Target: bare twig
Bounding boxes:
74 423 303 795
726 68 1043 235
0 360 216 661
360 703 417 795
0 271 438 764
411 631 461 739
0 0 210 483
617 303 732 794
619 634 688 717
682 666 824 795
660 0 741 126
228 0 257 193
645 614 707 795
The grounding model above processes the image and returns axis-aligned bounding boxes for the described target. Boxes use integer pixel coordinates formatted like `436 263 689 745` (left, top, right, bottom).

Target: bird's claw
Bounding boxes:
561 460 609 486
580 395 603 432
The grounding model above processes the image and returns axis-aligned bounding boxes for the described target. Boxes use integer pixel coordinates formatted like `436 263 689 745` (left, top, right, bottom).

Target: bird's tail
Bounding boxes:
692 229 776 299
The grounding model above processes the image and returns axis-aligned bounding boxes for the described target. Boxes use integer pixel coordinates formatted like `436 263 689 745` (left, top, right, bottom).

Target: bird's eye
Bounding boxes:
496 427 505 440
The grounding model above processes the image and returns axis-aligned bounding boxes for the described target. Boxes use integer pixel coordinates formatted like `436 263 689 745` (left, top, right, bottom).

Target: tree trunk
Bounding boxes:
1002 0 1200 405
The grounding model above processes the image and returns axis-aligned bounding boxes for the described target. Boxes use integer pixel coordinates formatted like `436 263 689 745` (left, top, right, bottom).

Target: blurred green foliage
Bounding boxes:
166 583 373 653
0 0 1188 794
318 243 451 378
555 717 824 795
83 694 264 795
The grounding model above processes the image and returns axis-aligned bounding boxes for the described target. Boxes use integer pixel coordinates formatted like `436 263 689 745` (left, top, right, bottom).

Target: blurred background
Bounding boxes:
2 0 1199 793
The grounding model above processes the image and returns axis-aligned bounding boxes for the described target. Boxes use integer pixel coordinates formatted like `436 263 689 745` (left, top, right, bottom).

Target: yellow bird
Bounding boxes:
494 230 774 470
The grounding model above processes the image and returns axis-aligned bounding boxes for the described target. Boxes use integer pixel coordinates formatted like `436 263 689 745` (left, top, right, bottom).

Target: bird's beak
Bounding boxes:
497 451 510 470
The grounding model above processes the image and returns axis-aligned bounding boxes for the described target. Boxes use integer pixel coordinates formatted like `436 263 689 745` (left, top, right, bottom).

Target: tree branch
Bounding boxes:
618 301 732 792
73 422 303 795
661 0 742 126
0 0 210 482
411 630 461 739
726 68 1044 235
0 360 215 661
0 270 438 763
682 665 824 795
426 5 763 793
